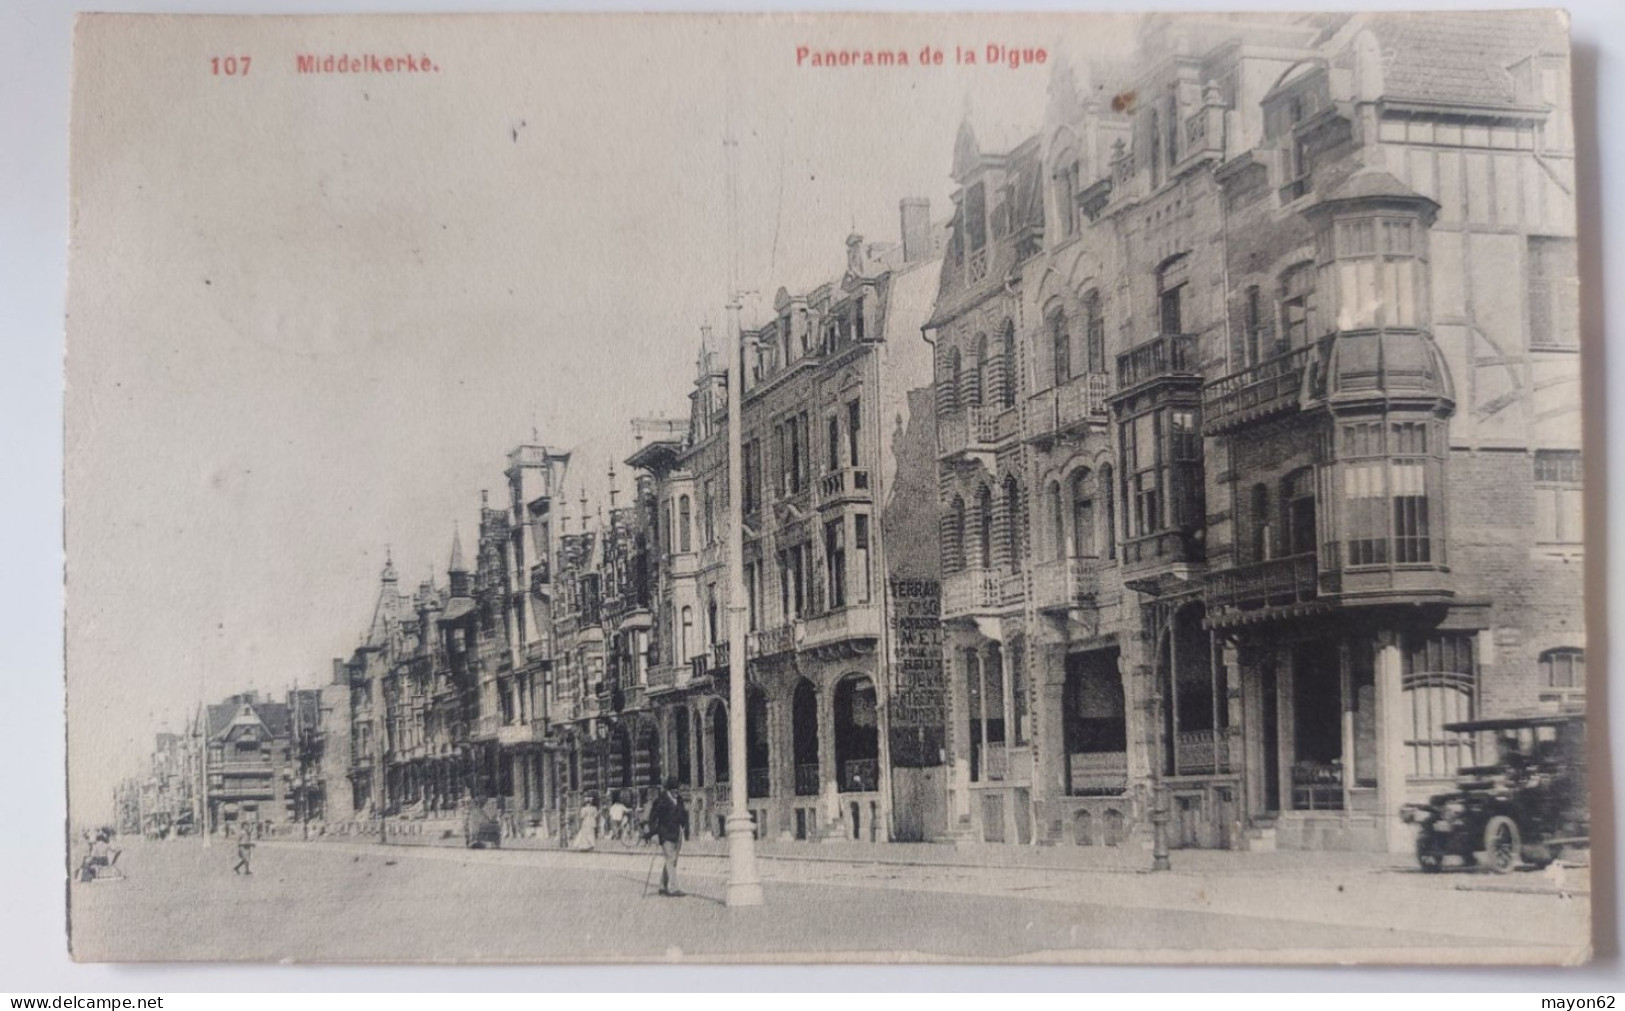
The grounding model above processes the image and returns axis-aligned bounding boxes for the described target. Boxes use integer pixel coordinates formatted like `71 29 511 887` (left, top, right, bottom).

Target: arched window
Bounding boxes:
947 495 967 572
999 320 1017 409
942 346 962 415
1070 468 1096 558
977 485 995 570
1050 309 1071 385
1003 476 1023 572
970 334 988 408
1046 481 1065 561
1099 464 1117 560
1083 289 1105 375
678 494 692 553
1540 648 1585 689
680 606 694 663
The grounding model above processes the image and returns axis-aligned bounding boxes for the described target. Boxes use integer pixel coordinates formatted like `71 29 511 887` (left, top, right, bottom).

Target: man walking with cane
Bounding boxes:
646 775 688 897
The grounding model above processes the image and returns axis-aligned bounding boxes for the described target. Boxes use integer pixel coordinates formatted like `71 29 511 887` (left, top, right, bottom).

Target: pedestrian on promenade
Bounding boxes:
233 825 256 875
646 776 688 897
571 794 599 851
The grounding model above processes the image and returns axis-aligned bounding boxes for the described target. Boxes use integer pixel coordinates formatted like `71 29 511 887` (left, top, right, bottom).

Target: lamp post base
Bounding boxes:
724 811 764 907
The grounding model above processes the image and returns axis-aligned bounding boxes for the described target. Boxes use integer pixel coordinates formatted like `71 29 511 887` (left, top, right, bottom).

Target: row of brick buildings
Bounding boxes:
303 11 1583 855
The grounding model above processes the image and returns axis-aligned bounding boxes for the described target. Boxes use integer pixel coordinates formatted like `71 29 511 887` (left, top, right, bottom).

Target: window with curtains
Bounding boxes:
678 495 692 553
825 518 847 610
1528 236 1579 348
1402 634 1476 779
846 400 861 465
1244 284 1265 365
1003 477 1023 572
978 485 995 569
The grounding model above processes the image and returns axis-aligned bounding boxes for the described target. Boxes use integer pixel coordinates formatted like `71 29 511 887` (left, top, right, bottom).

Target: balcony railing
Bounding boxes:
1059 372 1112 426
966 247 990 284
496 721 548 747
1067 750 1129 796
1206 553 1318 612
1203 345 1312 433
749 623 795 659
817 467 871 509
794 762 820 797
941 568 1004 618
1115 333 1200 392
1174 728 1230 776
801 604 882 649
1121 529 1202 569
938 406 999 458
1031 555 1101 611
710 640 730 674
747 767 771 799
645 665 678 691
839 758 880 792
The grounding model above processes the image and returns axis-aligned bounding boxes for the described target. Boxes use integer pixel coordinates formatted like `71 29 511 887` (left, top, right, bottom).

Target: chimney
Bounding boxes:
900 197 931 263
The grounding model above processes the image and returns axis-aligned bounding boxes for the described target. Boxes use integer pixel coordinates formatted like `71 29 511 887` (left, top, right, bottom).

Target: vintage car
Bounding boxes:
1399 714 1587 873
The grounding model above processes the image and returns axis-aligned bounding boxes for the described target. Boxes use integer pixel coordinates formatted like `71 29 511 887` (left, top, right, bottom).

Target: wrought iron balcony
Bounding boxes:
1203 345 1313 434
1066 750 1128 796
1031 555 1102 612
710 640 730 675
1206 553 1318 613
1115 333 1200 394
1028 373 1111 444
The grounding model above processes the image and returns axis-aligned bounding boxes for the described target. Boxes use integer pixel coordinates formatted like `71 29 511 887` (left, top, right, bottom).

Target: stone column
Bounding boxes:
1373 630 1410 853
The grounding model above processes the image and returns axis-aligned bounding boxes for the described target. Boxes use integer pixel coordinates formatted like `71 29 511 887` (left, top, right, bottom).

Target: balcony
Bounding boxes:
1031 555 1102 612
801 604 882 651
938 406 1000 462
816 467 872 510
1115 333 1201 395
1203 345 1313 434
1206 553 1319 615
1067 751 1128 796
645 664 678 692
1028 373 1111 444
1120 529 1203 570
523 638 552 665
941 568 1005 619
748 623 796 659
496 721 548 747
711 640 731 675
1174 728 1231 776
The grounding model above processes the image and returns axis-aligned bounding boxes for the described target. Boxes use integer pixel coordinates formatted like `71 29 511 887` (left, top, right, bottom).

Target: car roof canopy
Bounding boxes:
1442 714 1585 733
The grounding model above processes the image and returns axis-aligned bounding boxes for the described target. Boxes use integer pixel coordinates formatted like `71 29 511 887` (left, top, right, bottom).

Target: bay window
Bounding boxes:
1338 419 1444 568
1326 215 1426 331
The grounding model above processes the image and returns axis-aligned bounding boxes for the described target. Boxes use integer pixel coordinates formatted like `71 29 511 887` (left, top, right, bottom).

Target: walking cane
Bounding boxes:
640 847 659 899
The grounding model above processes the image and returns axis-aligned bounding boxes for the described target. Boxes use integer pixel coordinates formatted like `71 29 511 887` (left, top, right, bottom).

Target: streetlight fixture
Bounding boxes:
723 290 764 908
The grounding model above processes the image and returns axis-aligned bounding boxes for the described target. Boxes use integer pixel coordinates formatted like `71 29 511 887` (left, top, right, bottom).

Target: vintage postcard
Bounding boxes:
65 11 1593 964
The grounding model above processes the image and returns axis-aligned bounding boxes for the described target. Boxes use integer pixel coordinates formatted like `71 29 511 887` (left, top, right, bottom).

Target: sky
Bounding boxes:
65 12 1144 816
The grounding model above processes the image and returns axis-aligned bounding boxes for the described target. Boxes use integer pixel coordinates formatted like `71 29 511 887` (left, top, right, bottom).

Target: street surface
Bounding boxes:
69 837 1590 964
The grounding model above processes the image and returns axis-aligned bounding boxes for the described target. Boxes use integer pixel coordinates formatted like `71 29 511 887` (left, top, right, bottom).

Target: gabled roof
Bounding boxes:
1361 11 1567 108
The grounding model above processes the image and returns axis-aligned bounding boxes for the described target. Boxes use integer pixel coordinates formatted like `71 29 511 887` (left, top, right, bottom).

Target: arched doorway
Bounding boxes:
792 678 819 796
709 699 729 784
834 674 880 792
746 687 770 799
674 707 693 786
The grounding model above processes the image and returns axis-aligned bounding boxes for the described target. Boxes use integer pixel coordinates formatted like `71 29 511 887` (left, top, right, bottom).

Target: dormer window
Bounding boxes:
964 182 988 253
1056 159 1081 238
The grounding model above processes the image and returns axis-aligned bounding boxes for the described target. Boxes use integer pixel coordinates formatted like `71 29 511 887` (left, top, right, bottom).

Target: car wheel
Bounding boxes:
1416 840 1444 873
1483 815 1521 874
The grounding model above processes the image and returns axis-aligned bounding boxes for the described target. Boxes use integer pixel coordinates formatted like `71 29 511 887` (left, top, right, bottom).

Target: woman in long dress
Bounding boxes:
571 795 599 851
